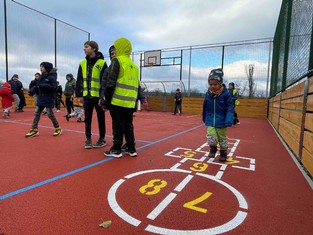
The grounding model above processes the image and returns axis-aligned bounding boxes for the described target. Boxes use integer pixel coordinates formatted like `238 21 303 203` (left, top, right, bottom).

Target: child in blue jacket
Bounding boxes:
202 68 234 161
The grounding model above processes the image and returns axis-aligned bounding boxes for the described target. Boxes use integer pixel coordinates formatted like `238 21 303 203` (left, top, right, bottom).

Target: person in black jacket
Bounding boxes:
55 81 65 112
29 72 40 107
9 74 25 112
75 41 108 149
26 62 62 138
64 73 76 117
104 38 143 158
173 88 183 115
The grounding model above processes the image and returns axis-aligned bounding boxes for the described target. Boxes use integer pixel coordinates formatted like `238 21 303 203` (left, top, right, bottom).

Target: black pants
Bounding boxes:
18 93 26 110
65 97 74 114
110 105 135 150
233 110 239 124
83 97 105 140
174 101 182 114
55 96 65 110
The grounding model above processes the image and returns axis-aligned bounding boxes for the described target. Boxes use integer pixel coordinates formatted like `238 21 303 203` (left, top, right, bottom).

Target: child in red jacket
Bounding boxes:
0 82 15 118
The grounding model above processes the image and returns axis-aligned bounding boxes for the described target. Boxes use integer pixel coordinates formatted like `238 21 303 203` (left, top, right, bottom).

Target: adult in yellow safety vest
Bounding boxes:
75 40 108 149
104 37 144 158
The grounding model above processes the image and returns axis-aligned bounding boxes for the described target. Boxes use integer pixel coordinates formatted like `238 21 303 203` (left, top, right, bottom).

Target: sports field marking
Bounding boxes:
0 124 204 201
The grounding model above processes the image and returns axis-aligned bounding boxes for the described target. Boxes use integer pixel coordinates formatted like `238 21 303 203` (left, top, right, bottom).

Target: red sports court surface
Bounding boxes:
1 109 312 235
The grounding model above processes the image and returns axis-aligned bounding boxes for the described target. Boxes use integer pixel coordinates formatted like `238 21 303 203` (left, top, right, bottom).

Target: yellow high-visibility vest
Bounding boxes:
80 59 105 97
111 56 139 108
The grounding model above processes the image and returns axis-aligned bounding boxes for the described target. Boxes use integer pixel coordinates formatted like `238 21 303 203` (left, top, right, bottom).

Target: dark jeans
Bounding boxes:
110 105 135 150
83 97 105 139
32 106 59 129
18 93 26 110
174 101 182 114
65 96 74 114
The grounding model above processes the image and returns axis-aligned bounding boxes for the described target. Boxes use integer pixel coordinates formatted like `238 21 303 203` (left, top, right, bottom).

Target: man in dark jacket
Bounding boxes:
29 72 40 106
9 74 25 112
26 62 62 138
173 88 183 115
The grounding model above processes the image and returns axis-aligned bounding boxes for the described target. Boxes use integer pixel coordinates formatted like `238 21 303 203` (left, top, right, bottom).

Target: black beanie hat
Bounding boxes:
208 68 224 85
40 62 53 73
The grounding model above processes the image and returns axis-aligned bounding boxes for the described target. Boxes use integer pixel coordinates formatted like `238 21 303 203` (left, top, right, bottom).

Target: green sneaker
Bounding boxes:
53 127 62 136
25 128 39 138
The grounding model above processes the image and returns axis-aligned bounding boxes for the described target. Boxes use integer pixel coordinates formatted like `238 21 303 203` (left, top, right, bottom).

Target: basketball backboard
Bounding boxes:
144 50 161 66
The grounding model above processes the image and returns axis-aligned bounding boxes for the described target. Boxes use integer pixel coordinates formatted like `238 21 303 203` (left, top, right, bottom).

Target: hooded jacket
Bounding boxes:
64 74 76 97
29 68 58 108
104 38 140 108
0 82 15 108
202 84 234 128
8 77 23 95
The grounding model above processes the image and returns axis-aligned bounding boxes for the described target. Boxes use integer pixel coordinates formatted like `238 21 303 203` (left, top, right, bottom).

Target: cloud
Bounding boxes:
3 0 281 93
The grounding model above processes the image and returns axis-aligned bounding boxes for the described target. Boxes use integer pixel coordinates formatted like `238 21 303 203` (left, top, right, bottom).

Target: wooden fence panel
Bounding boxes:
305 113 313 132
147 97 268 118
302 131 313 175
280 109 302 126
307 94 313 111
281 82 304 99
279 118 301 157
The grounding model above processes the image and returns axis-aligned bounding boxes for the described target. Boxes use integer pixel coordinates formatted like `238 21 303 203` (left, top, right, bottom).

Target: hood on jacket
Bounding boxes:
66 73 74 80
114 37 132 57
10 74 19 80
3 82 11 88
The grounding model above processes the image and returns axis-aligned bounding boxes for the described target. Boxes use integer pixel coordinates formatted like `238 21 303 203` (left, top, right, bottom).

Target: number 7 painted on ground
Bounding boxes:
183 192 213 213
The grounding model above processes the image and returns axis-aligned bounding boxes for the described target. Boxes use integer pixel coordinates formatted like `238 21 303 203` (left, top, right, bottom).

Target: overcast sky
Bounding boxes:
14 0 282 52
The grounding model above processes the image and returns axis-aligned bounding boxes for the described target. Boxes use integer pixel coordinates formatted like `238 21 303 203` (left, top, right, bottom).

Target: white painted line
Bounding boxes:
146 192 177 220
108 179 141 226
145 211 247 234
125 169 182 179
215 171 224 179
170 163 182 170
196 173 248 209
174 175 194 192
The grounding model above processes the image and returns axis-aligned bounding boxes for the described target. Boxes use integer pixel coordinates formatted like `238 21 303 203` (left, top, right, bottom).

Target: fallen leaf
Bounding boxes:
99 220 112 228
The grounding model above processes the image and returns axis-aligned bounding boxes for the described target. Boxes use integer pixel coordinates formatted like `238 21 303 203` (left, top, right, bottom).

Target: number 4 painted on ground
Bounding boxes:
183 192 213 213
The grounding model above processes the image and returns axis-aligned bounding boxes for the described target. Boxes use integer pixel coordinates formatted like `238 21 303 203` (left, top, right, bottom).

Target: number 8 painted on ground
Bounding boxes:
139 179 168 195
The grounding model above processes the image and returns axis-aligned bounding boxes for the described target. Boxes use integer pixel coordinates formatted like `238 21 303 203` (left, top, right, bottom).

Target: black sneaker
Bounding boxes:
65 114 70 122
93 138 106 148
124 148 137 157
121 144 128 152
104 149 122 158
85 139 93 149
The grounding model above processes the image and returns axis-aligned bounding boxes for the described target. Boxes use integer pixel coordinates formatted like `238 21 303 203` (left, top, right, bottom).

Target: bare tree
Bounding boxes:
245 64 256 98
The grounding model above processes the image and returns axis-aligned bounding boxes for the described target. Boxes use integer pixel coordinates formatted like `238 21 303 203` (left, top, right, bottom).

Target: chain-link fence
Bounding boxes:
2 1 274 98
270 0 313 96
0 0 89 88
127 38 273 98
